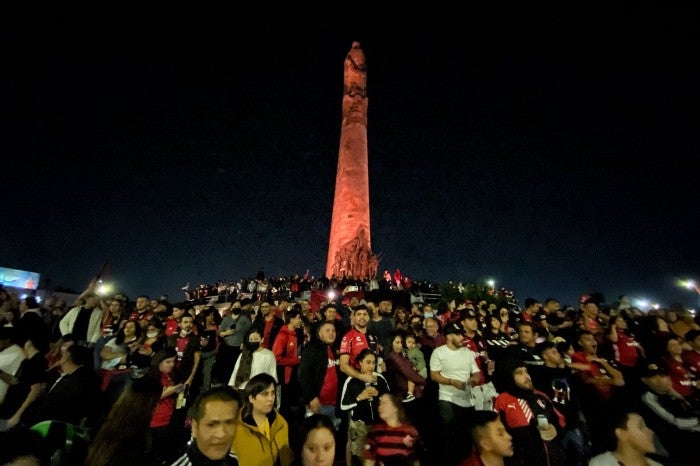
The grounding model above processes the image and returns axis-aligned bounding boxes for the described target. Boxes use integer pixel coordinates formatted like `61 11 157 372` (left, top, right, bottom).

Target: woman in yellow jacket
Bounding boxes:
232 372 293 466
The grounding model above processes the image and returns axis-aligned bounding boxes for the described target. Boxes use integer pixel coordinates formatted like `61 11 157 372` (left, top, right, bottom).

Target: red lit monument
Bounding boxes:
326 42 378 280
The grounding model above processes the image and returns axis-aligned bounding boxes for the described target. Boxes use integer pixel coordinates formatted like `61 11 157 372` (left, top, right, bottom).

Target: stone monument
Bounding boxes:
326 42 379 280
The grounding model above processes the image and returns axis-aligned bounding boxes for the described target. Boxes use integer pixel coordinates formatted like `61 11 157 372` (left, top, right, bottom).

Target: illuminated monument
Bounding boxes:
326 42 379 280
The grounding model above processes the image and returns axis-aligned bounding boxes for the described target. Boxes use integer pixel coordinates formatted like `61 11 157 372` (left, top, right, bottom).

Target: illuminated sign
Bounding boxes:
0 267 40 290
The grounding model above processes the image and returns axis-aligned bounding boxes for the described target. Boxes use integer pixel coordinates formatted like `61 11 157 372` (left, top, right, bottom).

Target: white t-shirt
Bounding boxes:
589 451 662 466
430 344 480 408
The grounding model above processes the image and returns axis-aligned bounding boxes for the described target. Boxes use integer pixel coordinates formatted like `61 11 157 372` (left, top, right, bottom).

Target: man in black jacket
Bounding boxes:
298 321 340 428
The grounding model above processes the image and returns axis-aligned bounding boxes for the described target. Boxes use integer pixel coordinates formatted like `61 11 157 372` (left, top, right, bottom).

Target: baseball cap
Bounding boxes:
460 309 477 320
444 323 464 335
640 361 669 378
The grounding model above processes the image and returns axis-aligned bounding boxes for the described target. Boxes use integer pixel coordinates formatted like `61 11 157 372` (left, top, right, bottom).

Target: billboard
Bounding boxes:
0 266 40 290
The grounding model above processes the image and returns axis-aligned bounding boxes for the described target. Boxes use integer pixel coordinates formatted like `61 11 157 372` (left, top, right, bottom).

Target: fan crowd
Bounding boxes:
0 278 699 466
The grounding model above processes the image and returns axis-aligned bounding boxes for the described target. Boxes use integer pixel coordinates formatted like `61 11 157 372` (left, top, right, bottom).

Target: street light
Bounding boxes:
680 279 700 295
487 279 495 295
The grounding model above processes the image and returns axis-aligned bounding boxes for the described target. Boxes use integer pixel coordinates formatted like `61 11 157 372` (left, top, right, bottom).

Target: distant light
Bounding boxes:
487 279 495 288
652 303 660 310
328 291 336 300
97 283 113 296
20 293 27 300
635 299 649 309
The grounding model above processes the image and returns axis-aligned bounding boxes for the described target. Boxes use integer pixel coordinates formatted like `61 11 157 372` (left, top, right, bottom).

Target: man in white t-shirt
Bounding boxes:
430 322 481 465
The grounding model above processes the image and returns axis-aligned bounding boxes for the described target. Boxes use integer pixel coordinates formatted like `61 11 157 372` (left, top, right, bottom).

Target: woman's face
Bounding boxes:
391 335 404 354
359 354 376 374
490 316 500 330
250 383 276 415
301 426 336 466
159 356 176 374
124 321 136 337
396 309 406 320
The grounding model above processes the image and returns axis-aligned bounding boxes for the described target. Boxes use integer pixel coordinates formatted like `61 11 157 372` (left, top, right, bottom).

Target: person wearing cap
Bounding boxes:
429 322 481 465
493 358 567 466
637 359 700 464
459 309 497 411
530 340 589 466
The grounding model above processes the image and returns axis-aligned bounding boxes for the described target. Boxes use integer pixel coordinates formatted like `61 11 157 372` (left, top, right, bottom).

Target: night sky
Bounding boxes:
3 8 699 308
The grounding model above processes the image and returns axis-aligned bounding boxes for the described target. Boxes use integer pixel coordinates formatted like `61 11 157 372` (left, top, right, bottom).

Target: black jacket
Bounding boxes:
298 337 338 405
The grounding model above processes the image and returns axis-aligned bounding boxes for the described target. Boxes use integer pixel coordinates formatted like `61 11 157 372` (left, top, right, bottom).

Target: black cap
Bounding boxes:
460 309 477 320
444 323 464 335
640 360 669 378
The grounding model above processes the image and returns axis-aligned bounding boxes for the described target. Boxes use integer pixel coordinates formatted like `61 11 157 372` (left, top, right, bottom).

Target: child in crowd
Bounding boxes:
404 334 427 378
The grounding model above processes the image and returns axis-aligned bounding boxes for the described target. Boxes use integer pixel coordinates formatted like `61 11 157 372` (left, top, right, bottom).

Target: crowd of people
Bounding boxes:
0 276 699 466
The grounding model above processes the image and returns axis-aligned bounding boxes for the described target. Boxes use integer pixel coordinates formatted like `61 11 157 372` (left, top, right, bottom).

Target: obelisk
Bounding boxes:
326 42 378 280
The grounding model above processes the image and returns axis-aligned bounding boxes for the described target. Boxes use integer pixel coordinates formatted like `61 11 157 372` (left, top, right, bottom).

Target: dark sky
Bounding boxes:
2 8 699 308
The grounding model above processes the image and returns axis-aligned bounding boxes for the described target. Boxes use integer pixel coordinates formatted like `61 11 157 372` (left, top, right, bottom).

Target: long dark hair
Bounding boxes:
234 327 262 388
85 376 162 466
115 320 142 345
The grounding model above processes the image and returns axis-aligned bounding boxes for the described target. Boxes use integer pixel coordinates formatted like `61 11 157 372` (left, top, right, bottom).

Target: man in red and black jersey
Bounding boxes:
338 304 378 384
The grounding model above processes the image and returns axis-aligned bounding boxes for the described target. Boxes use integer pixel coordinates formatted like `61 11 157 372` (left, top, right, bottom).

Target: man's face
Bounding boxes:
379 300 392 315
353 310 369 329
135 297 150 311
642 374 672 394
541 347 562 367
518 325 536 345
463 317 478 332
543 301 560 314
447 332 463 346
424 318 439 337
578 333 597 355
85 296 100 309
259 303 272 316
513 367 533 390
172 307 185 319
180 316 194 333
318 323 336 345
191 400 239 460
289 314 303 330
482 419 513 458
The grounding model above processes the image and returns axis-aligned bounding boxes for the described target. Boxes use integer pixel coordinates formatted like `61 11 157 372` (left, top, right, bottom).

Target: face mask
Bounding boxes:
248 342 261 352
146 332 158 339
424 312 434 318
